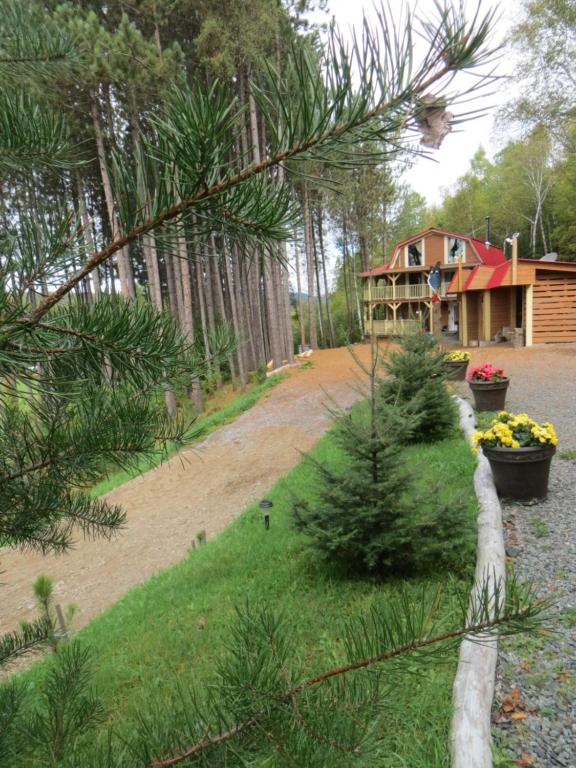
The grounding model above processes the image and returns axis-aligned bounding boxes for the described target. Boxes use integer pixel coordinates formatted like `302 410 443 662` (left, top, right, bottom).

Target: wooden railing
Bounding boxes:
366 319 422 336
363 282 451 301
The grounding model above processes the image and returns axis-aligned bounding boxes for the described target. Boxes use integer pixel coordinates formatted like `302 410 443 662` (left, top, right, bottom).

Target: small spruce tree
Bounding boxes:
292 345 472 575
378 331 458 443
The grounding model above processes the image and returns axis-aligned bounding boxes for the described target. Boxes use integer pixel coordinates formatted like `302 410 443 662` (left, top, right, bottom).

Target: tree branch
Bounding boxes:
150 602 542 767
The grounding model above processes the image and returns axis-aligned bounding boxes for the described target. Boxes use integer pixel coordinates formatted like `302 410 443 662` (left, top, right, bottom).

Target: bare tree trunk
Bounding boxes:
75 174 101 300
263 251 284 368
204 243 222 386
275 160 294 363
171 251 185 324
317 204 336 347
195 247 212 364
211 235 237 389
224 245 248 387
91 98 135 300
279 246 295 363
235 248 257 370
342 214 354 337
178 229 204 411
302 183 318 348
294 236 306 349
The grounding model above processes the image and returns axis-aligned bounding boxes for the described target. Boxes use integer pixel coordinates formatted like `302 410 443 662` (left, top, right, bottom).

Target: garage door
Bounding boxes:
532 272 576 343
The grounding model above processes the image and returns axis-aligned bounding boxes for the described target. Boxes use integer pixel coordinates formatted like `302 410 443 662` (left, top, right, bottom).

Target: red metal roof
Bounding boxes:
469 238 507 266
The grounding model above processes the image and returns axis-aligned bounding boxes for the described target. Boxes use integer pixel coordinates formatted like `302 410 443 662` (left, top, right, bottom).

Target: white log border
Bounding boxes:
449 397 506 768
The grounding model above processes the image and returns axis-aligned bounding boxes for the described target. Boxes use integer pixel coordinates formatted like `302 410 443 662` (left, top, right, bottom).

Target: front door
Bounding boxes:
448 302 458 332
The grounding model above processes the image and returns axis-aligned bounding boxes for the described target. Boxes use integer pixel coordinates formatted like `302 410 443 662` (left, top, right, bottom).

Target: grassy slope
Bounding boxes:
91 374 285 497
20 418 478 767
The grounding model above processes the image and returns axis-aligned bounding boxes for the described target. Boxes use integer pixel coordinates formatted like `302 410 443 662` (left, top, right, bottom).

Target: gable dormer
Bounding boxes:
389 228 504 270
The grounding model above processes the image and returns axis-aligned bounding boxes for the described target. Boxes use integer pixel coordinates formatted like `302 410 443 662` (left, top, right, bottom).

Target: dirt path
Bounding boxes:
0 346 371 636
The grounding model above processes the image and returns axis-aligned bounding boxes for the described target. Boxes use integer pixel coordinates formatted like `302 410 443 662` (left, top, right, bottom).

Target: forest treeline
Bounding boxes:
4 0 411 408
6 0 575 418
5 0 455 404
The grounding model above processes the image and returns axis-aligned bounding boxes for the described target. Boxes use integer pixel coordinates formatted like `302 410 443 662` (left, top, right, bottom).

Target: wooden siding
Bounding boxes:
490 288 511 337
391 233 479 269
417 234 476 267
532 273 576 343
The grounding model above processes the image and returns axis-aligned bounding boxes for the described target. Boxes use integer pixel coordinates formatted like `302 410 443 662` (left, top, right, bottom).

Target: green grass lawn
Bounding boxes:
17 413 478 767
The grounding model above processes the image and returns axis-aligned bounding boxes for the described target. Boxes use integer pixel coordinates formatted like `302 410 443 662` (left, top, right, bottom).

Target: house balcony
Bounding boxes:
363 282 451 301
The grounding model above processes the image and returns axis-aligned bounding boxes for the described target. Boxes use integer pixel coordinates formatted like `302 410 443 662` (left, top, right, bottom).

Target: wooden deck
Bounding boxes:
363 282 451 301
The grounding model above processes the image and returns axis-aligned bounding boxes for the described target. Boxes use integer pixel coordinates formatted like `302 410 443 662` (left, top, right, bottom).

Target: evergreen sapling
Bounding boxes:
293 345 472 575
378 331 458 444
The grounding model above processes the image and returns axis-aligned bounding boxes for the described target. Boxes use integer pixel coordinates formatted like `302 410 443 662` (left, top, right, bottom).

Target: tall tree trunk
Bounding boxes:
234 246 257 371
91 98 135 300
263 251 284 368
211 235 237 389
279 246 295 363
317 204 336 347
178 229 204 411
294 236 306 349
75 173 101 300
204 243 222 386
302 183 318 348
224 245 248 387
275 159 294 363
312 217 325 347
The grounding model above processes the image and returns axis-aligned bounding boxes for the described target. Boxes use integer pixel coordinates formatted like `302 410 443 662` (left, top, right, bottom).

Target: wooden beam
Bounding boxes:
462 293 469 346
525 285 533 346
511 236 518 285
482 290 491 341
509 287 516 330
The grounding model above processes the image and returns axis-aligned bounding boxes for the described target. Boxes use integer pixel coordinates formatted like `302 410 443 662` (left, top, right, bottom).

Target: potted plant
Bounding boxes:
443 350 471 380
467 362 509 411
473 412 558 501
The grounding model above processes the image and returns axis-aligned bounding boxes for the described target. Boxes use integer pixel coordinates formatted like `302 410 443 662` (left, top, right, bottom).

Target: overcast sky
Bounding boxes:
310 0 521 205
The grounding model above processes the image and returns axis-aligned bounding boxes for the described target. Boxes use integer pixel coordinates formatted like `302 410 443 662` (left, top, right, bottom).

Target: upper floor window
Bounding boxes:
446 237 464 263
405 240 423 266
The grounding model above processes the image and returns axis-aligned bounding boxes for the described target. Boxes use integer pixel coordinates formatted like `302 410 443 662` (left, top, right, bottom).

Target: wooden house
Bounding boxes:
359 227 576 346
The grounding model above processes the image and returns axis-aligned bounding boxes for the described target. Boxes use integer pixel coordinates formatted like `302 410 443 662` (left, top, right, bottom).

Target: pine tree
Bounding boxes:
378 331 458 443
292 345 471 575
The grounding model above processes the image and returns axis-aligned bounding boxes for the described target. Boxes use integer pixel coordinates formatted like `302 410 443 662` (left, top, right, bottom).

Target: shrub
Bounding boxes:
292 396 473 576
378 331 458 443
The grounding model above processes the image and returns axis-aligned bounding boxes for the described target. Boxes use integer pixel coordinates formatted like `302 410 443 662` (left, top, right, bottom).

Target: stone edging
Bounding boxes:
449 396 507 768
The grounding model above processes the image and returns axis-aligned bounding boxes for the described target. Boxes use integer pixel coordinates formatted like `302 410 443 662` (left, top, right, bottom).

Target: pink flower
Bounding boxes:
467 363 506 383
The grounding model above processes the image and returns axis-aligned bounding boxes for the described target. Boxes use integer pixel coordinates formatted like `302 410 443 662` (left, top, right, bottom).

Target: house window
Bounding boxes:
405 240 423 266
446 237 464 263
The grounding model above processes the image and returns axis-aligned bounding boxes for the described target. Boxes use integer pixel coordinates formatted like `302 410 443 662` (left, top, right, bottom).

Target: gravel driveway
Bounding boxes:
0 346 371 640
457 342 576 767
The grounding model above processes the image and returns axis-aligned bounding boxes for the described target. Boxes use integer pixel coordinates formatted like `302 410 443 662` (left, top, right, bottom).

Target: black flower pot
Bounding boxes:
468 378 509 411
443 360 469 381
483 444 556 501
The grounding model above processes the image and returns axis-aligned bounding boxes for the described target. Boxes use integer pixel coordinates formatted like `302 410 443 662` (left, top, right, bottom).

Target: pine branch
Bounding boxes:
150 584 547 767
0 617 52 666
